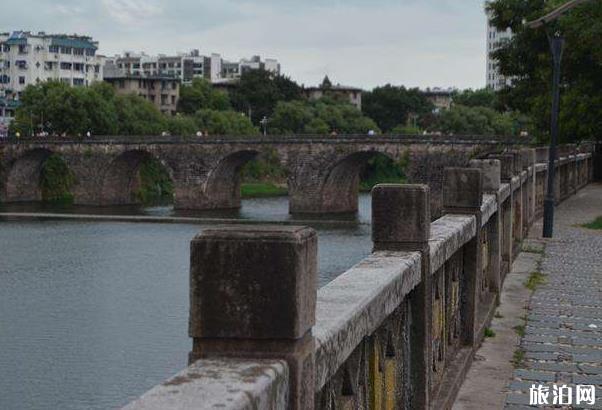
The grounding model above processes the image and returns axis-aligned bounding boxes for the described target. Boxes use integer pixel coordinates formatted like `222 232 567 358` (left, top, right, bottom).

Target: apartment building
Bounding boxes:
422 87 455 112
104 75 180 116
106 51 280 84
305 76 363 110
106 50 223 84
0 31 104 99
486 14 513 91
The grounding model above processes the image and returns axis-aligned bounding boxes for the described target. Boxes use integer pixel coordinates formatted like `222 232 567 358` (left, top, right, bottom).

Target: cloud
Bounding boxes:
0 0 489 89
100 0 164 26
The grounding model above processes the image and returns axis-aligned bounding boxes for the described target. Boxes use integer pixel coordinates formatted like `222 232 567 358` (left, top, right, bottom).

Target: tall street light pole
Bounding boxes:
524 0 596 238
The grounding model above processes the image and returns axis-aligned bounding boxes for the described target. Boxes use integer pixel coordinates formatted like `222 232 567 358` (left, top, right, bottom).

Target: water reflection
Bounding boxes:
0 193 373 224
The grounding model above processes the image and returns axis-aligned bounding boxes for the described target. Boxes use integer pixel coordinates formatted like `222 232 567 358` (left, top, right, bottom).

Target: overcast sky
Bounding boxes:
1 0 489 90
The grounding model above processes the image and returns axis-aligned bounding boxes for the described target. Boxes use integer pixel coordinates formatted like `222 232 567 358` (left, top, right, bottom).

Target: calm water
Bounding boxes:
0 194 373 410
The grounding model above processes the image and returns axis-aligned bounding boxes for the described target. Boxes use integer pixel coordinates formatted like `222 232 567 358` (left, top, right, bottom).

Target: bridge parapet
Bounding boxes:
124 148 594 410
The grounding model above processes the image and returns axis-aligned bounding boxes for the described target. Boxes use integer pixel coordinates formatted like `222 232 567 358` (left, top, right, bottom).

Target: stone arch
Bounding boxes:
100 149 174 206
319 150 396 214
5 148 55 202
201 150 261 209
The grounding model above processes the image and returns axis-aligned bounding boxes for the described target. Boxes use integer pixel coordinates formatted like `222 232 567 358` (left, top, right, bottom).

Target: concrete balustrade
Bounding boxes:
124 145 596 410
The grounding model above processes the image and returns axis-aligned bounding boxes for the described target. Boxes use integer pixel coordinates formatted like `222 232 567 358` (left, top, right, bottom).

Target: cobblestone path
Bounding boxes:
506 184 602 409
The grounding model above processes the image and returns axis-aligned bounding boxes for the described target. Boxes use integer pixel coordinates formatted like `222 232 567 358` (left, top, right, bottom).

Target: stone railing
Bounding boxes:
124 146 595 410
0 133 529 145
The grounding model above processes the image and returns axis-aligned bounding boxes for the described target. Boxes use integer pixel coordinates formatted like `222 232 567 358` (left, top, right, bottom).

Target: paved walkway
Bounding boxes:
506 184 602 409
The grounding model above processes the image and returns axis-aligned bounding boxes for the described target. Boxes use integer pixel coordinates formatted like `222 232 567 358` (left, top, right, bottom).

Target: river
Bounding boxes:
0 194 373 409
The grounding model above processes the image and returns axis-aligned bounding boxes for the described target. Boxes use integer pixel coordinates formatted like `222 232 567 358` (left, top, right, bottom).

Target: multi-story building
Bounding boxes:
304 76 363 110
221 55 280 80
106 51 280 85
0 31 104 99
422 87 455 112
104 75 180 116
486 13 513 91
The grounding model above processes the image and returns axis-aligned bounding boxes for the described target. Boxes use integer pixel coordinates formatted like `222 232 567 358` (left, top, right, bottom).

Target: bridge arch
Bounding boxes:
100 149 174 206
4 148 56 202
289 149 399 214
200 150 261 209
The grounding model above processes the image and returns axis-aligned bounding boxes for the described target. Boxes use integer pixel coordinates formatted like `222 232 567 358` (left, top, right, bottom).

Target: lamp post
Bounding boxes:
524 0 595 238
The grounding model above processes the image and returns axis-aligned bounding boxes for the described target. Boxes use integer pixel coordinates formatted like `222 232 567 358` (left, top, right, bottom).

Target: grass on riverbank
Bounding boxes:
582 216 602 230
241 183 288 198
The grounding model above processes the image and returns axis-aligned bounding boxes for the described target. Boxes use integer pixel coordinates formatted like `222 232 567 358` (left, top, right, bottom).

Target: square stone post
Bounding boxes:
189 225 318 410
490 153 519 264
521 148 537 226
372 184 431 410
470 160 502 298
442 168 483 346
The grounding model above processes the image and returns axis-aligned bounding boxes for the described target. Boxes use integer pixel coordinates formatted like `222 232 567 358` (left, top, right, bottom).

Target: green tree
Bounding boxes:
453 88 499 110
362 85 434 132
269 98 379 135
487 0 602 142
193 109 259 136
230 69 303 124
431 105 514 136
115 94 167 135
40 154 76 203
166 115 197 136
177 78 230 114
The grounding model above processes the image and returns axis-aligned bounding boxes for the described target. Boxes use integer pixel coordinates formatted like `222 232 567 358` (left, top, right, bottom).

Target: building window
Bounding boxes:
60 62 72 70
171 82 176 90
60 47 72 54
2 45 9 52
19 76 26 84
74 48 84 56
73 78 84 86
18 45 28 54
161 94 168 105
49 45 59 53
171 95 176 105
85 49 95 56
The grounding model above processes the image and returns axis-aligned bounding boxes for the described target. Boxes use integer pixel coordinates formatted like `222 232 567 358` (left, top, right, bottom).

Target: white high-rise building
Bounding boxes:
106 51 280 85
486 14 513 91
0 31 105 99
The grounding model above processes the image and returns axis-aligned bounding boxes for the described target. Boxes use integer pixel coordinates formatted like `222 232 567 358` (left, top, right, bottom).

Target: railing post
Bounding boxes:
521 148 537 226
372 184 431 410
470 159 502 297
442 168 483 345
189 225 318 410
491 153 516 265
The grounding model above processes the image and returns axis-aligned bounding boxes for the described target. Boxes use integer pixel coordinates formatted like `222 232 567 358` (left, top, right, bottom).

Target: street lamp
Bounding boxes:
260 116 268 136
524 0 595 238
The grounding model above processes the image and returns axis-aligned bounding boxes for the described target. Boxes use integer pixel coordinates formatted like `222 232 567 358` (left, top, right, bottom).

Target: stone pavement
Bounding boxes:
506 184 602 409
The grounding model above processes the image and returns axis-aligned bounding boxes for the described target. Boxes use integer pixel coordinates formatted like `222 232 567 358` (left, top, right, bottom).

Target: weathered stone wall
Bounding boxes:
0 138 504 214
123 147 594 410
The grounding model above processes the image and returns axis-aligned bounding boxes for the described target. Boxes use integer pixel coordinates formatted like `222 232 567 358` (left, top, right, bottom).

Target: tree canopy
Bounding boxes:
177 78 231 114
362 85 433 132
10 80 257 137
11 81 166 136
428 105 532 136
269 98 379 135
487 0 602 142
452 88 499 110
230 69 303 124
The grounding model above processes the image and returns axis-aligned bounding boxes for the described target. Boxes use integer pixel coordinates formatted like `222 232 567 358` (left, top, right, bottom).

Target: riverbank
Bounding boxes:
0 211 366 227
240 182 288 198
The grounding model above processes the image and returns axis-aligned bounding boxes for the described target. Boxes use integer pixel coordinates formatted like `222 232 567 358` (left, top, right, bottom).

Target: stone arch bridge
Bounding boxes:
0 136 518 215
